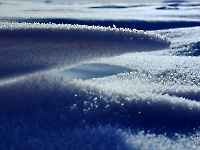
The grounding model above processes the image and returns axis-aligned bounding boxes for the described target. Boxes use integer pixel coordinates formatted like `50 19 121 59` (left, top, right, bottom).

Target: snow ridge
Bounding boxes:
0 22 170 79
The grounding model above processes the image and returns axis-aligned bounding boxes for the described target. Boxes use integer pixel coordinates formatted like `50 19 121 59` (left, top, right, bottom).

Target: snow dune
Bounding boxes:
0 22 170 79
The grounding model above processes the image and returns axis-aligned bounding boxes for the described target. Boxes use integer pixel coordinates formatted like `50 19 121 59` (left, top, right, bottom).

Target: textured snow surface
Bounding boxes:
0 1 200 150
1 0 200 22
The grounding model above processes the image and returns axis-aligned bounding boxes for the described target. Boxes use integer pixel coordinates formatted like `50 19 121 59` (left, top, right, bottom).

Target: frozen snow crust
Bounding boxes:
0 22 200 149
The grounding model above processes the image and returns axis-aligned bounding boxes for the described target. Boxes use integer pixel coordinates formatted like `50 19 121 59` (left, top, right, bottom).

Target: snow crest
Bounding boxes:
0 22 170 79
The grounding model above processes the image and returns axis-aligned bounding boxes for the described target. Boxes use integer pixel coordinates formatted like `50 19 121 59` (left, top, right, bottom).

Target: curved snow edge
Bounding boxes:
0 22 170 78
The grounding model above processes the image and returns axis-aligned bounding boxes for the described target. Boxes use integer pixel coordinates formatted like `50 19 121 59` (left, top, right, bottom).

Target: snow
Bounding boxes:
0 0 200 150
0 22 169 79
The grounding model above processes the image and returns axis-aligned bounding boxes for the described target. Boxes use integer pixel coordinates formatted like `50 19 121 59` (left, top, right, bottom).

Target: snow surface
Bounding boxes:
0 1 200 150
